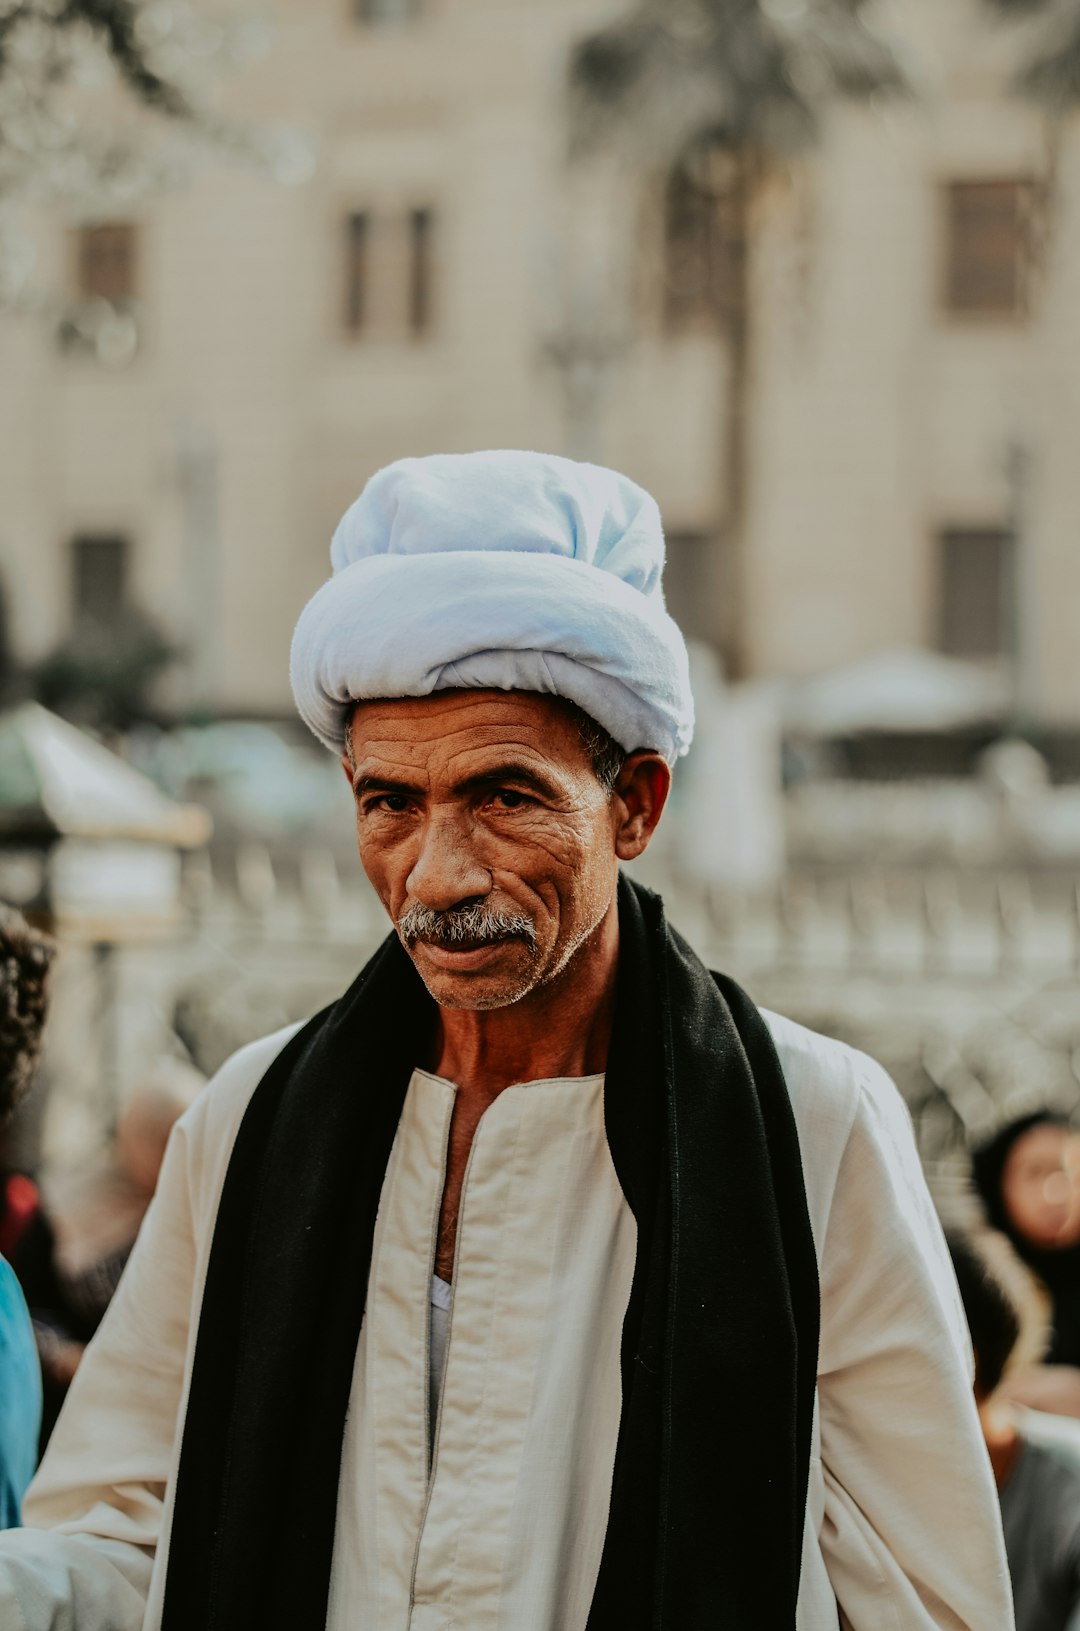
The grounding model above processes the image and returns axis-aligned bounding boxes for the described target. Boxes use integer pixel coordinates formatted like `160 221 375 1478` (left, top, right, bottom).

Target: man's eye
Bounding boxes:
367 795 411 813
492 789 528 809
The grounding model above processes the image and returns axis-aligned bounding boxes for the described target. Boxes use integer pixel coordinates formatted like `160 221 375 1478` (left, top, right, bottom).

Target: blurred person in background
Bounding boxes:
973 1113 1080 1418
47 1056 205 1344
0 905 54 1527
948 1230 1080 1631
0 1131 78 1450
0 453 1013 1630
26 1057 206 1445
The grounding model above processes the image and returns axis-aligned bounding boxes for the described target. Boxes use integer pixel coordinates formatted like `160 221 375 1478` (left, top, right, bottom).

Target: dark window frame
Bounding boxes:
341 203 437 342
75 222 138 304
942 179 1036 320
71 534 130 630
343 211 369 335
936 525 1017 661
407 206 434 337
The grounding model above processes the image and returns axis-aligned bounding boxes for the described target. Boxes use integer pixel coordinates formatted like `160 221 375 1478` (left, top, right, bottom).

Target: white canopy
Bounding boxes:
0 702 210 847
787 648 1010 736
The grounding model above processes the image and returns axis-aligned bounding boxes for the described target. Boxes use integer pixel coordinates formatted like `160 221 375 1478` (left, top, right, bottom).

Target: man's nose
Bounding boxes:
405 812 491 911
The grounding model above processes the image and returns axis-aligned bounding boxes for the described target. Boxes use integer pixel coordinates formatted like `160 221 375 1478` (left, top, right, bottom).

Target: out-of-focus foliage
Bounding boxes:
0 0 265 203
0 1 193 120
570 0 908 164
982 0 1080 111
0 1 311 310
32 607 177 731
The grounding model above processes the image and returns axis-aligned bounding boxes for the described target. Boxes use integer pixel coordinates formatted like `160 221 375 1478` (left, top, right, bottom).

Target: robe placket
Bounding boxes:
340 1068 634 1631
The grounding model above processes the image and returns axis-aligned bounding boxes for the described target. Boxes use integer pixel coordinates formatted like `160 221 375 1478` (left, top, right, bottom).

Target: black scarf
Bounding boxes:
162 876 819 1630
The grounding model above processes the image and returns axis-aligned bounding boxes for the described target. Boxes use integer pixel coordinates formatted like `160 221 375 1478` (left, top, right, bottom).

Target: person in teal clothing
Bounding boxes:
0 1259 40 1527
0 906 55 1528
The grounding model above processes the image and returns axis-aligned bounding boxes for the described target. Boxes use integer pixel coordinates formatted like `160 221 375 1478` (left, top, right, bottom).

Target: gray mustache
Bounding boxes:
397 902 537 950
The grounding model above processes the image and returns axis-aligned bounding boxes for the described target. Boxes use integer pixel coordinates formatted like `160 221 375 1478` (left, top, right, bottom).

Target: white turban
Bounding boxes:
289 450 694 764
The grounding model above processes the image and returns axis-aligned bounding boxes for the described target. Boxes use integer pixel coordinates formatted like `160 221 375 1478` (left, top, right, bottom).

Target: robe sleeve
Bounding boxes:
0 1107 198 1631
816 1053 1015 1631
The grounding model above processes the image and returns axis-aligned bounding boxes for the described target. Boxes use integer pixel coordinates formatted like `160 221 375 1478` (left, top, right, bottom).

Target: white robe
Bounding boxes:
0 1009 1014 1630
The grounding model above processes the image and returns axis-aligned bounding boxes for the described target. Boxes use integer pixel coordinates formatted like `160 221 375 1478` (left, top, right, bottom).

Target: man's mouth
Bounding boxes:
416 938 516 971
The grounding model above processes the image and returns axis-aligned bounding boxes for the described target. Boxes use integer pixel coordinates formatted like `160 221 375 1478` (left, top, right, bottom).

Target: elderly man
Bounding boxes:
0 452 1011 1629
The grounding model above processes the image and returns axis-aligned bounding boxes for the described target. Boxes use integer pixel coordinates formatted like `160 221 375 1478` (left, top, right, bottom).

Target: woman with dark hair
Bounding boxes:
948 1230 1080 1631
0 905 54 1527
972 1112 1080 1415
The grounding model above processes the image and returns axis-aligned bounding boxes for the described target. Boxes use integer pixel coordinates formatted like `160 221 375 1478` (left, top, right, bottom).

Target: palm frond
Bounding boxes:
802 9 910 99
1019 20 1080 110
979 0 1054 13
57 0 191 117
571 6 802 159
570 0 908 161
570 16 667 110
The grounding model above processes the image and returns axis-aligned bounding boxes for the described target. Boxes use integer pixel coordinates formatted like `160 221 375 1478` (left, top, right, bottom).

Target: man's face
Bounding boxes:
344 690 624 1010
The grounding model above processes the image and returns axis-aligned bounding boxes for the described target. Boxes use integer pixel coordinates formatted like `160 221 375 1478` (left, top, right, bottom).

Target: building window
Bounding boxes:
344 212 369 334
71 535 129 630
342 205 437 341
354 0 421 23
661 157 742 332
408 207 434 336
60 222 141 362
944 181 1035 318
76 222 138 303
662 530 737 659
663 531 714 641
937 527 1015 659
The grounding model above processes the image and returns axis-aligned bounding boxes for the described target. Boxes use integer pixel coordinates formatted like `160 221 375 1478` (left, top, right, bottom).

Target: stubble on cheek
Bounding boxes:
519 830 614 990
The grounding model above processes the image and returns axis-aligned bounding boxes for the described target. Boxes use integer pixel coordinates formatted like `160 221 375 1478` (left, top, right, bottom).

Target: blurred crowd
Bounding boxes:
4 899 1080 1627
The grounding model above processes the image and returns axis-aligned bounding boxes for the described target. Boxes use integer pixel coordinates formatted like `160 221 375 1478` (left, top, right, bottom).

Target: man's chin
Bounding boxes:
408 941 540 1010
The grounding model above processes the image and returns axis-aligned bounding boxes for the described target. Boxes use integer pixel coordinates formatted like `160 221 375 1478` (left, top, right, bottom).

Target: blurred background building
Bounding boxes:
3 0 1079 721
2 0 1080 1212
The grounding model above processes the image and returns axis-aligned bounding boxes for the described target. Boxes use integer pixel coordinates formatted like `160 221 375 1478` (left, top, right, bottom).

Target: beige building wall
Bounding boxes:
746 0 1080 721
0 0 1076 721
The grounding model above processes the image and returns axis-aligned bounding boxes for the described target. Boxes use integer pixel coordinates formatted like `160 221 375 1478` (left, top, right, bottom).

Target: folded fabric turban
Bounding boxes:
290 450 695 765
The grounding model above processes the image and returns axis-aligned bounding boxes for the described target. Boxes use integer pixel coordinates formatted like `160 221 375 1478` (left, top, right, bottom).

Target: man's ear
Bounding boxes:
612 752 671 861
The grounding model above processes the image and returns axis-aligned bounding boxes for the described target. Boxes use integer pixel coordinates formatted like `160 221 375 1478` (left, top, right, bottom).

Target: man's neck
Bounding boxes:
431 903 619 1106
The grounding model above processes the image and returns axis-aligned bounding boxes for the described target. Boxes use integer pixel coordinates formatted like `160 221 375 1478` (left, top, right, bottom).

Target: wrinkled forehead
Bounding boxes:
346 689 594 774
